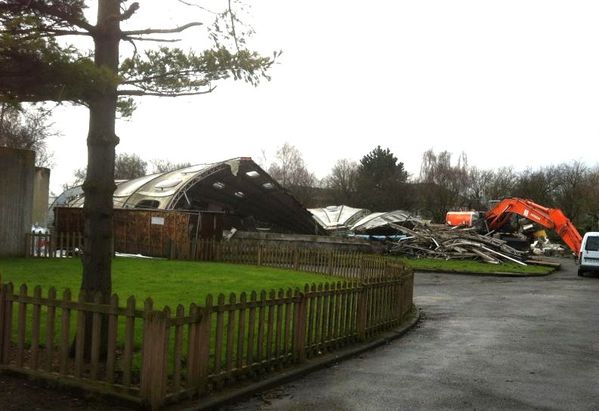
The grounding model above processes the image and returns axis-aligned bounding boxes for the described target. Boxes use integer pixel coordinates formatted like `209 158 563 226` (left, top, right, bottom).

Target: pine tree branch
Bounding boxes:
120 69 204 85
228 0 240 52
122 22 203 36
1 28 91 37
120 2 140 21
176 1 218 14
15 1 95 32
117 88 216 97
122 35 181 43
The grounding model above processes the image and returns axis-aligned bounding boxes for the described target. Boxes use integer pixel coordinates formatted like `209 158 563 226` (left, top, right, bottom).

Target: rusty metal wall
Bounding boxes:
53 207 223 257
113 209 191 257
32 167 50 227
53 207 84 234
0 147 34 256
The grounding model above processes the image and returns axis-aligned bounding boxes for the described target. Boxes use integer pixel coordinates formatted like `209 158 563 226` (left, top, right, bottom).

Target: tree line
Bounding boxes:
268 143 599 232
4 106 596 232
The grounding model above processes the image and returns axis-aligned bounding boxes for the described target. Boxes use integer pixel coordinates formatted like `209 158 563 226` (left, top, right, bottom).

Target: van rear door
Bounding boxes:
582 235 599 269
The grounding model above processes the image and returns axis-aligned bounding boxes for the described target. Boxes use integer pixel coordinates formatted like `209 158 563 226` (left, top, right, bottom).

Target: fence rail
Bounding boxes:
14 235 415 409
27 234 390 281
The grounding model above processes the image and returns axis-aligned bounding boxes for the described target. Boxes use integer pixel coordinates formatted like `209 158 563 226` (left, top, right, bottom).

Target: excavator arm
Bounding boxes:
485 198 582 256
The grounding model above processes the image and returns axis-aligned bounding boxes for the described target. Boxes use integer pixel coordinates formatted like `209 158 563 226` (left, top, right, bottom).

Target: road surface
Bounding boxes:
228 259 599 410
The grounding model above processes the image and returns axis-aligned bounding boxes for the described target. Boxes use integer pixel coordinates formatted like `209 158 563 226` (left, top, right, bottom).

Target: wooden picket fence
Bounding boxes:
26 234 387 281
0 259 414 409
183 239 389 280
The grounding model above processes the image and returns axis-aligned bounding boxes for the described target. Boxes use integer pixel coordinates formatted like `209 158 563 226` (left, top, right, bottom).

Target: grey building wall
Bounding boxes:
33 167 50 227
0 147 34 256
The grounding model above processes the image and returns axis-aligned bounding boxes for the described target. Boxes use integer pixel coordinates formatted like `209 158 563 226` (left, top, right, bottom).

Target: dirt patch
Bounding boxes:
0 373 134 411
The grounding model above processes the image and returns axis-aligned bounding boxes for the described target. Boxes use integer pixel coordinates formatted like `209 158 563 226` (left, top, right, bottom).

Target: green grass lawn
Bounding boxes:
397 257 554 275
0 257 336 308
0 257 341 372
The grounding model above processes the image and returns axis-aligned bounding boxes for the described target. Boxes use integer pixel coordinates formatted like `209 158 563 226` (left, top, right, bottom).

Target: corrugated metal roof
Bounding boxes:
309 205 370 230
351 210 424 232
57 158 323 235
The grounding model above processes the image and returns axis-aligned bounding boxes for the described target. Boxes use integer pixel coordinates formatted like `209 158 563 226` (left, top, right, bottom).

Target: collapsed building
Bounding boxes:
308 205 370 234
49 158 331 257
351 210 425 235
308 206 424 237
52 157 323 236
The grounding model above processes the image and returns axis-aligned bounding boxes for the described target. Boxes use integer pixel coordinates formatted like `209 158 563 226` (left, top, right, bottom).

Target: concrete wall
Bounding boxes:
233 231 376 252
0 147 34 256
33 167 50 227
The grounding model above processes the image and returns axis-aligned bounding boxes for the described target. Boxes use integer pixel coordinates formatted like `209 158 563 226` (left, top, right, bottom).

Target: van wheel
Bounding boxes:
578 269 584 277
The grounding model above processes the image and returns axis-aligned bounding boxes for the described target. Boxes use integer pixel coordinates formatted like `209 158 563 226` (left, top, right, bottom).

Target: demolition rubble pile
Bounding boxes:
388 223 529 265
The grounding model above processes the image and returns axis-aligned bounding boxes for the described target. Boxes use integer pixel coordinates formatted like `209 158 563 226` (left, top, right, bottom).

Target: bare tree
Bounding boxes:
552 161 588 223
71 167 87 186
0 103 55 167
417 149 470 221
483 167 518 202
466 167 495 209
114 153 147 180
268 142 316 205
513 166 558 206
268 143 315 187
582 166 599 230
72 152 148 184
324 158 358 204
150 159 192 174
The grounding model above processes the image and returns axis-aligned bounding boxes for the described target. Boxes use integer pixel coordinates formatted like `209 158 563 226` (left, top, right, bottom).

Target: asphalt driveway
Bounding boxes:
229 259 599 410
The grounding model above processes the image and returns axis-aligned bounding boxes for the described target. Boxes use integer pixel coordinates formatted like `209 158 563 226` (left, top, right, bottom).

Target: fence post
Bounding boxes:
356 284 368 341
216 240 222 262
257 245 262 266
0 283 5 364
293 292 307 363
140 310 169 410
197 300 212 395
293 248 299 271
358 256 364 280
186 304 201 390
1 283 13 365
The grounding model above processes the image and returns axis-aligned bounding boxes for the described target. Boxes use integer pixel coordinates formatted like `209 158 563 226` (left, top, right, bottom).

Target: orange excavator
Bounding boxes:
485 198 582 256
447 198 583 256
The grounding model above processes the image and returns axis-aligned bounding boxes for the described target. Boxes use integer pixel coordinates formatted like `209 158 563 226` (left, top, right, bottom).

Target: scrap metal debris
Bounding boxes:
388 223 529 265
351 210 425 235
531 238 566 256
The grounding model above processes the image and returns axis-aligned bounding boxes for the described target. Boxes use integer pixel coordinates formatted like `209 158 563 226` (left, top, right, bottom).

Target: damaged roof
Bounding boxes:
59 157 323 235
308 205 370 231
351 210 424 234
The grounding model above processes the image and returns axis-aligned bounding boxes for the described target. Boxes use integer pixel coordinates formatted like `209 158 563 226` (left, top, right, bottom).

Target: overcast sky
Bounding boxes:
46 0 599 193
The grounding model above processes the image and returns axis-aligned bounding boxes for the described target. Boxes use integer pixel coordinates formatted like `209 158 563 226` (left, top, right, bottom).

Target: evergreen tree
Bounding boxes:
0 0 276 298
355 146 408 211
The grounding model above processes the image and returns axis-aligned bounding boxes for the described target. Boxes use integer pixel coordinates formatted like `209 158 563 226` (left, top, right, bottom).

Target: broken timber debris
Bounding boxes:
388 223 529 265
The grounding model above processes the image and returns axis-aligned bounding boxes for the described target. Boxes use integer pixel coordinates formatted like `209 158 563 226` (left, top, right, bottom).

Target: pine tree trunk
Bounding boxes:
77 0 120 358
81 0 120 297
81 95 117 297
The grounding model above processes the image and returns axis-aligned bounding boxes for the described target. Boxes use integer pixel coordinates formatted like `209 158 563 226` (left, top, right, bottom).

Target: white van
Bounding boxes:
578 232 599 276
